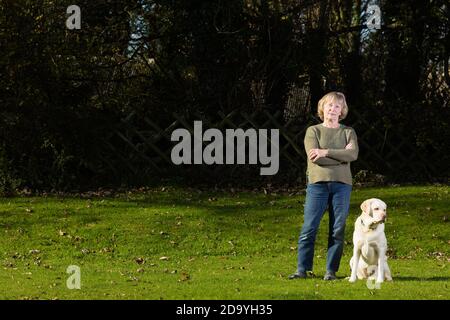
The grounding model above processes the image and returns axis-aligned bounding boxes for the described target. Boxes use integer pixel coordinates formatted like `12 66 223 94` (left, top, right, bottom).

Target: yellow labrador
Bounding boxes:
349 198 392 283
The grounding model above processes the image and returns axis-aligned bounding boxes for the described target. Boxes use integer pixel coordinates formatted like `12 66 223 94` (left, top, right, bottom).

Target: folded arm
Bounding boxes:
304 127 343 166
326 129 359 162
315 156 345 166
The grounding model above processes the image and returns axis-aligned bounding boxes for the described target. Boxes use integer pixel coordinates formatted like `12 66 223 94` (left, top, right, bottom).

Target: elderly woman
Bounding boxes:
289 91 358 281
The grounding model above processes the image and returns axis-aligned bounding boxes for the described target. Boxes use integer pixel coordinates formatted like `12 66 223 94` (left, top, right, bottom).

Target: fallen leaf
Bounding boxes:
179 272 190 281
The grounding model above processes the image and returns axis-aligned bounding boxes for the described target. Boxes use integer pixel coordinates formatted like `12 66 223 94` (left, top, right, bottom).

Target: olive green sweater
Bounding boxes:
304 124 359 185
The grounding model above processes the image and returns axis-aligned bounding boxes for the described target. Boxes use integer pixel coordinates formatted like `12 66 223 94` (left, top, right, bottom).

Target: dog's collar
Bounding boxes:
361 218 383 230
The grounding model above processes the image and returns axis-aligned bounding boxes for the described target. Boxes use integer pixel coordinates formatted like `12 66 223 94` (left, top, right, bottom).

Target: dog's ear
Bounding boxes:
360 199 374 214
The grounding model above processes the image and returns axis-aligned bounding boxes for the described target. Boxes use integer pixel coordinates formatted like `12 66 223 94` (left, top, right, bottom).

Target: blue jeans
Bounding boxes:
297 182 352 273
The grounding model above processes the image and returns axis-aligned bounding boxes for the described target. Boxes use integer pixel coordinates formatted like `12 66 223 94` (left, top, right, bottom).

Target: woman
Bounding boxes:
289 91 358 280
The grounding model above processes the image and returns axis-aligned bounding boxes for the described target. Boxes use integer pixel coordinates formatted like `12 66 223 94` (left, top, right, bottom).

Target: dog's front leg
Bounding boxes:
349 246 360 283
376 249 386 283
384 261 393 281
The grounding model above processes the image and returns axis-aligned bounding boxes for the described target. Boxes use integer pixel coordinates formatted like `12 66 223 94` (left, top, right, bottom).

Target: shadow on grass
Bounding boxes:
79 186 448 216
12 186 447 220
394 276 450 282
287 276 450 282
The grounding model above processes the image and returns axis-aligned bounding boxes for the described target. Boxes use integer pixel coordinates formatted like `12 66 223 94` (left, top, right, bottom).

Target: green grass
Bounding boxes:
0 185 448 300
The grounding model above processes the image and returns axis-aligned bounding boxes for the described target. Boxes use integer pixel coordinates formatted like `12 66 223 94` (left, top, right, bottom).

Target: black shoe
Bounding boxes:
323 271 337 280
288 271 307 279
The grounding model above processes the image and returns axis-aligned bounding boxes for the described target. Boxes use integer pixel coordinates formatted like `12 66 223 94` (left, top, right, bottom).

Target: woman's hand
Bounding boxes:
309 148 328 162
309 144 352 162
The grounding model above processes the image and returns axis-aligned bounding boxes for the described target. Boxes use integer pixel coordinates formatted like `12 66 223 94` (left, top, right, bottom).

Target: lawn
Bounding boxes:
0 185 448 300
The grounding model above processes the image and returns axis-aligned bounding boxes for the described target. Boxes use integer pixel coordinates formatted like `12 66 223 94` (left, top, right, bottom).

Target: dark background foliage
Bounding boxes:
0 0 448 192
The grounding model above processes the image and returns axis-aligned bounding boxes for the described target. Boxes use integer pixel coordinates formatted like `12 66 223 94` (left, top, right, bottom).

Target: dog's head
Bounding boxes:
360 198 387 224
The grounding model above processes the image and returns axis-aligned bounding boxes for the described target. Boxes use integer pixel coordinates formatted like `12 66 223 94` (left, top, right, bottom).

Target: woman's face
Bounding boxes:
323 99 342 121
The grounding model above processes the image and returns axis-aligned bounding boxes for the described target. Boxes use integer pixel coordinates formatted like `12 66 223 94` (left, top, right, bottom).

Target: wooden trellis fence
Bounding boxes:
98 108 443 184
